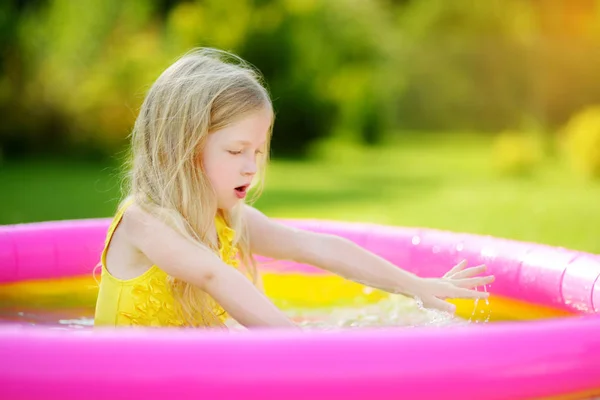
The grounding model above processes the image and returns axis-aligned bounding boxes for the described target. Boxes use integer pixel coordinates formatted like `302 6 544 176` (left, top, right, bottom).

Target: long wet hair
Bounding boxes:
122 48 273 327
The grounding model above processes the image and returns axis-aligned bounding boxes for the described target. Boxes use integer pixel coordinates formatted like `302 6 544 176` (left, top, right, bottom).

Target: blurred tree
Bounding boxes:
3 0 600 160
393 0 537 132
561 105 600 179
1 0 401 159
529 0 600 130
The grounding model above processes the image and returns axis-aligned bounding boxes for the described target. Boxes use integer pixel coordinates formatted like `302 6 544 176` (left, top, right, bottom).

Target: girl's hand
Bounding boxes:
415 260 494 314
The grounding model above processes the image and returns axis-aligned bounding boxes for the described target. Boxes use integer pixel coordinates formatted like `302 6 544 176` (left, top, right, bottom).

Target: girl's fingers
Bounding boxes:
443 259 467 278
451 264 487 279
454 275 495 288
449 286 490 299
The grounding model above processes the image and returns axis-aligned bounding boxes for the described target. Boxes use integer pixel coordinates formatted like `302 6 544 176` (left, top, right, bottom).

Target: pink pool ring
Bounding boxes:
0 218 599 400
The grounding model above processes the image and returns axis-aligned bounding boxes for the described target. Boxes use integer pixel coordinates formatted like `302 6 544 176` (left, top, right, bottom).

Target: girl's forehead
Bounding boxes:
213 108 272 143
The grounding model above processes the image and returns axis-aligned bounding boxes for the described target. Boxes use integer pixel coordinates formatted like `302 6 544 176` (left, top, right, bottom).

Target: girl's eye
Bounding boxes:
255 149 264 155
228 150 242 155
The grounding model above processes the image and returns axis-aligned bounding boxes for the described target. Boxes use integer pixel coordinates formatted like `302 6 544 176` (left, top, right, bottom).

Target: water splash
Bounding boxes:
483 284 491 323
468 284 491 324
295 294 469 331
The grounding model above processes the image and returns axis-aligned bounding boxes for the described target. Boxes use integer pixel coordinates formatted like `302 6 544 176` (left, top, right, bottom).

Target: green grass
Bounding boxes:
0 160 123 223
2 134 599 253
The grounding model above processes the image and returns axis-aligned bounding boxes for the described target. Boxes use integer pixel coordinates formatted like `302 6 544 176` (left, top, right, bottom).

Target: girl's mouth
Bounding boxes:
234 185 249 199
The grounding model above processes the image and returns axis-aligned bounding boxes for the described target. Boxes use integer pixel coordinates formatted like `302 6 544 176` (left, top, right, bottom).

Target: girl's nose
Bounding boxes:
242 159 257 176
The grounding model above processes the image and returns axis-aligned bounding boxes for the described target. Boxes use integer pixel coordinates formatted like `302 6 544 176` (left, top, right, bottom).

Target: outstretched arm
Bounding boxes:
244 205 493 313
123 204 297 329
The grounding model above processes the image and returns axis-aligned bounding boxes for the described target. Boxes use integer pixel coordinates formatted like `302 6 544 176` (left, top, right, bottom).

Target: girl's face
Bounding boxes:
202 106 272 211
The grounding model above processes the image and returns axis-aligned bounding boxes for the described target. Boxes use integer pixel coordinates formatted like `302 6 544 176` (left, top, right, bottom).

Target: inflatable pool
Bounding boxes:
1 218 599 400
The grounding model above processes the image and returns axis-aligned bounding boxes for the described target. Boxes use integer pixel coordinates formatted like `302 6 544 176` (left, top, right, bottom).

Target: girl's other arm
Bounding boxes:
244 205 493 312
244 205 421 294
122 204 297 329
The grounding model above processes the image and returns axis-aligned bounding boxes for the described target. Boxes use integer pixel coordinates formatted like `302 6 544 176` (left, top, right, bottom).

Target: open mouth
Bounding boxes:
234 184 250 198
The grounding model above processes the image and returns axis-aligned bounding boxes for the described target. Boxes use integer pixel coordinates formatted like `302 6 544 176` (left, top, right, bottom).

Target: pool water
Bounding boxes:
0 294 478 330
0 276 488 329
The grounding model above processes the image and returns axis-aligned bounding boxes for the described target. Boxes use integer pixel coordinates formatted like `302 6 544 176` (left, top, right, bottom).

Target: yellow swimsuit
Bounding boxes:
94 201 240 328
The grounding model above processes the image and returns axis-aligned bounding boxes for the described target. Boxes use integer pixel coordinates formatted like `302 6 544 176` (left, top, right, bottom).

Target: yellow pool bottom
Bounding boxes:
0 272 572 322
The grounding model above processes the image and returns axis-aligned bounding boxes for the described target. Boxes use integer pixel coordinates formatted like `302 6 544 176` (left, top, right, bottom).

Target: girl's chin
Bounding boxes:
217 198 242 211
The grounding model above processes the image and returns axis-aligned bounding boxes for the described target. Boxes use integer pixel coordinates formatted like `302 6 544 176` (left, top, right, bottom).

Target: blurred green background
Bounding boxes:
1 0 599 253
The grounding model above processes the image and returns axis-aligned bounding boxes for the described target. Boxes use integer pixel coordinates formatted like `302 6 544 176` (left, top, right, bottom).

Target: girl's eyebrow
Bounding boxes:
232 139 266 147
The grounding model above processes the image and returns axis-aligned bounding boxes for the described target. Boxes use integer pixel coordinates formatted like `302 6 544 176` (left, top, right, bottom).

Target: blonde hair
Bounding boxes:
123 48 273 327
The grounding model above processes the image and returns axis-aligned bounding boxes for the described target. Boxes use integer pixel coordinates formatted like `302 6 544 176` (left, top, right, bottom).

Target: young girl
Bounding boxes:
94 48 494 329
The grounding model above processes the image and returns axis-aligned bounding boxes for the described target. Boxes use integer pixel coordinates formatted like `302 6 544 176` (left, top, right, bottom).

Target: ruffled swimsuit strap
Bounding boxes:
101 197 135 267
